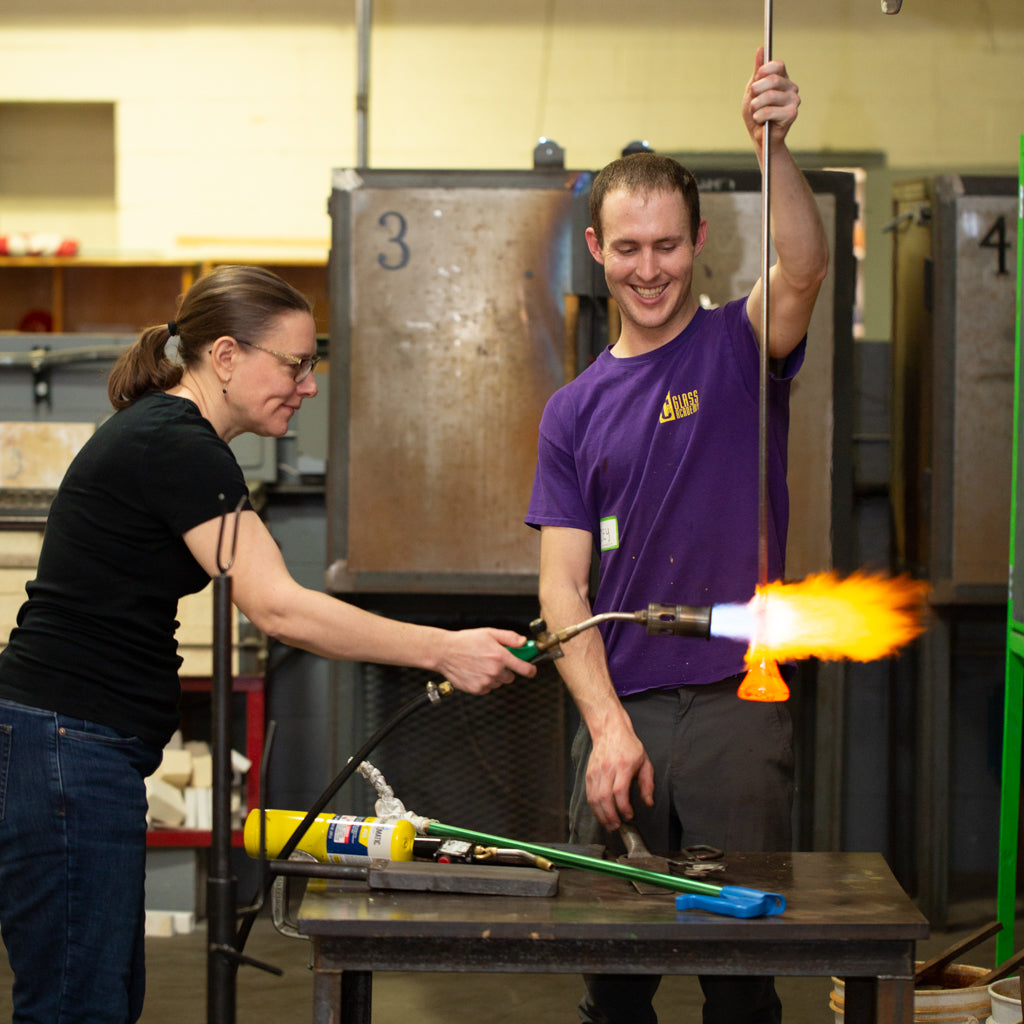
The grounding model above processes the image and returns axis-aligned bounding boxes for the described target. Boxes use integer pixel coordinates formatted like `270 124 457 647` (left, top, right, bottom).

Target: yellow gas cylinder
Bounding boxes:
243 810 416 865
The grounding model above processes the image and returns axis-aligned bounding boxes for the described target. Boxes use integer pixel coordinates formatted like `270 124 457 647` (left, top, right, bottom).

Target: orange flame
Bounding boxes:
738 571 930 703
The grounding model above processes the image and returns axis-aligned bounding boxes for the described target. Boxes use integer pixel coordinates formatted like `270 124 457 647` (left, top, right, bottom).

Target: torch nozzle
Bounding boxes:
639 603 713 639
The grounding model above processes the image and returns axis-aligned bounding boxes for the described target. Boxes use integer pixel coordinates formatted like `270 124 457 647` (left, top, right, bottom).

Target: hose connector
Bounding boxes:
426 680 455 703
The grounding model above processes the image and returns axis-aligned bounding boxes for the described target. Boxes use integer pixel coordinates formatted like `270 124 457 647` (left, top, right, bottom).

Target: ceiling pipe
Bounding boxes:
356 0 372 167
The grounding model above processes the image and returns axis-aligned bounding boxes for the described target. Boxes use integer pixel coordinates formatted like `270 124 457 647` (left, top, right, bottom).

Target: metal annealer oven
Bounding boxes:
326 168 589 596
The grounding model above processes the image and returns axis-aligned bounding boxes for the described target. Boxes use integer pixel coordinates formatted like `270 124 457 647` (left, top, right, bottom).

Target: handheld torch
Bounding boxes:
509 602 717 663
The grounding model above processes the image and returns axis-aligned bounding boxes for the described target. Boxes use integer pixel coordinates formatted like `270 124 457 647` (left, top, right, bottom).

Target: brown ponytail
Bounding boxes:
107 326 185 410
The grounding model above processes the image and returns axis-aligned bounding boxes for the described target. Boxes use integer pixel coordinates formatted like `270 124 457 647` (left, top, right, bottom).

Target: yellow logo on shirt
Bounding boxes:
659 389 699 423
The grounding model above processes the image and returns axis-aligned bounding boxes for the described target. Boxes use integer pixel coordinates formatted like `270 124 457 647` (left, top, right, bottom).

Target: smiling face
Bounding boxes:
586 187 707 354
232 309 319 437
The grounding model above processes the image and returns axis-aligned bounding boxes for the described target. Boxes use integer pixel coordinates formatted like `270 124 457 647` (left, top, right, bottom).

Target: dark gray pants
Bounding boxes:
569 676 794 1024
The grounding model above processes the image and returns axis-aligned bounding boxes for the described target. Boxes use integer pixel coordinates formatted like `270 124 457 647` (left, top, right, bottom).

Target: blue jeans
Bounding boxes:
0 698 162 1024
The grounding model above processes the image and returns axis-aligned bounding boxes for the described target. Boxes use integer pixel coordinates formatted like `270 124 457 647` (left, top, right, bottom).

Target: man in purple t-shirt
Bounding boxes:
527 49 829 1024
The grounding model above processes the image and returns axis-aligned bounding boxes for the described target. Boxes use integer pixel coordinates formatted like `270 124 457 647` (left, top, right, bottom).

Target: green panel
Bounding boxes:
1013 140 1024 628
997 135 1024 964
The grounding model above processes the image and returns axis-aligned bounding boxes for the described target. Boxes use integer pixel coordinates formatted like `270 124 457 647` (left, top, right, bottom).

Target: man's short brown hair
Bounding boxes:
589 154 702 247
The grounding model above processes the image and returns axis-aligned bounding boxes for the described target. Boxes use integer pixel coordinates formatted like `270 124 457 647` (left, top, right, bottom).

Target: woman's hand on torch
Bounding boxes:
433 627 537 695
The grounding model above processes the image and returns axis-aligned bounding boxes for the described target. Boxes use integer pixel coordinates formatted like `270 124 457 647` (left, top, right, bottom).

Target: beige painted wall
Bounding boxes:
0 0 1021 338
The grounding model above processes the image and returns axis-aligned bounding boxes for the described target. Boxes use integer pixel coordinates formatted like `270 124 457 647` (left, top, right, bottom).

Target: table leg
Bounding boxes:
844 976 914 1024
310 968 373 1024
311 969 340 1024
341 971 372 1024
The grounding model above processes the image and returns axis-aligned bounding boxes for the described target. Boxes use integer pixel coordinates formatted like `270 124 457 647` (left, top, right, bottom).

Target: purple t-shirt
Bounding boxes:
526 298 804 695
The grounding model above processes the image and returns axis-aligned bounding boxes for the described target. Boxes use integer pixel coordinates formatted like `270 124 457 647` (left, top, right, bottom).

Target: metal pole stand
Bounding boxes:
206 498 281 1022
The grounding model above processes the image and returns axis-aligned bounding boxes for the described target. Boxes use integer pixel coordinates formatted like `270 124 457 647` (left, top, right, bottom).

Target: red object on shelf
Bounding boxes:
146 674 265 848
0 233 79 256
17 309 53 332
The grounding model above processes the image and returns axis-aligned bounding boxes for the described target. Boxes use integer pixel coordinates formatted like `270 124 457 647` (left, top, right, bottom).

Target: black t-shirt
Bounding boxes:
0 391 251 747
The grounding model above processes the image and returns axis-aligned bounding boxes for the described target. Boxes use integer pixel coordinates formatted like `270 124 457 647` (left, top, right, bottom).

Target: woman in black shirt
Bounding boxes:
0 265 535 1024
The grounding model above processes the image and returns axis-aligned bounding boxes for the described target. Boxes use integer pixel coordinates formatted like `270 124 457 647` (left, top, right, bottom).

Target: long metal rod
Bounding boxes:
757 0 774 588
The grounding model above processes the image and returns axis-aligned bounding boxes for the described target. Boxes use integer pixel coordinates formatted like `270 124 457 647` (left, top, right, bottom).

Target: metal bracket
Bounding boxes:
216 493 247 573
0 342 132 409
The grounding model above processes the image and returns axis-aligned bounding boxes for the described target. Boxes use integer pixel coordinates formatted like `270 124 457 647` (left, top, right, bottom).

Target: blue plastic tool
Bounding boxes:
675 886 786 918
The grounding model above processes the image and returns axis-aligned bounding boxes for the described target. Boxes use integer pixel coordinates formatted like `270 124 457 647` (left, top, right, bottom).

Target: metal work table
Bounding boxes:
297 851 928 1024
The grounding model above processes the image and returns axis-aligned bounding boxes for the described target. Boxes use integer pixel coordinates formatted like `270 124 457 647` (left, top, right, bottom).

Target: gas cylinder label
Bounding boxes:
325 816 367 864
324 815 397 864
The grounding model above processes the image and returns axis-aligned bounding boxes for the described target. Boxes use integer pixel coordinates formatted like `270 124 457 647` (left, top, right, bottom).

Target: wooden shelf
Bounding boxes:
0 257 328 335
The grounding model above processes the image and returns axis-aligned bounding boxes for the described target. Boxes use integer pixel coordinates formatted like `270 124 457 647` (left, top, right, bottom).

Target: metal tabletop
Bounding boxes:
297 850 928 1024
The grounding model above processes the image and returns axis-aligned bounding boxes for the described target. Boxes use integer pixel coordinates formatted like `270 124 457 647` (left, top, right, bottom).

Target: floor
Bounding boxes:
0 895 1013 1023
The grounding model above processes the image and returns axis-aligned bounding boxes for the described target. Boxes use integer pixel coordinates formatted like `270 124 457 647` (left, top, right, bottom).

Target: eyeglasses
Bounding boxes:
237 339 320 383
